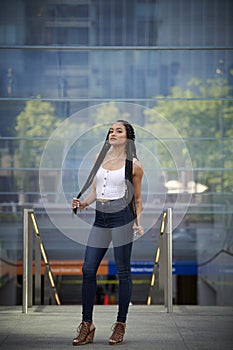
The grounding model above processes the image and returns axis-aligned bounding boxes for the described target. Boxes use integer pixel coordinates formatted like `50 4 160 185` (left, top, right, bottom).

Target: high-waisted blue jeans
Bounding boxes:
82 198 134 323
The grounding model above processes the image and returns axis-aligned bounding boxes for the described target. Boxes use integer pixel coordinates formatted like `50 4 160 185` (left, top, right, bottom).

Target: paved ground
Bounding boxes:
0 305 233 350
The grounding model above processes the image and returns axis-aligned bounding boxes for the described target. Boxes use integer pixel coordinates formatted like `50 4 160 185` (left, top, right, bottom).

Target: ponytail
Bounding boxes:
73 134 111 214
117 120 138 224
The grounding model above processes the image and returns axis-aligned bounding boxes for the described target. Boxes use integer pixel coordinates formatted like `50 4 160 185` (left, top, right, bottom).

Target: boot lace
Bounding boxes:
76 322 90 341
110 322 126 343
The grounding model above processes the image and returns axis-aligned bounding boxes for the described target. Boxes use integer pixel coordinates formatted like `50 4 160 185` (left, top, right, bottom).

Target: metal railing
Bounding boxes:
22 207 172 311
147 208 173 313
22 209 61 313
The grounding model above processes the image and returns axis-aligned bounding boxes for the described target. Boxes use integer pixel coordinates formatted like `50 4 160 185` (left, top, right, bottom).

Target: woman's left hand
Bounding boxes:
133 223 144 237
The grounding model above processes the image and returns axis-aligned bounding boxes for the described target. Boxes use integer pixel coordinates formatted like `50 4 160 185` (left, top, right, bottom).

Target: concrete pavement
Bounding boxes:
0 305 233 349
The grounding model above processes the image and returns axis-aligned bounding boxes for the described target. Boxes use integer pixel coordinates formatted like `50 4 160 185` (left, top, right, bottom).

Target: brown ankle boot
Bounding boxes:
109 322 126 345
72 321 95 346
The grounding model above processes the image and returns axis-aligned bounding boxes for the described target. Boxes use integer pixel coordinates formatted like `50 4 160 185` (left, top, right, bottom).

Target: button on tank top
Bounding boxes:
96 165 126 200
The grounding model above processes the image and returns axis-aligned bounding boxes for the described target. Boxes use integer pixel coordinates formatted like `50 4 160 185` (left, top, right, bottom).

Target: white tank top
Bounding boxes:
96 165 126 200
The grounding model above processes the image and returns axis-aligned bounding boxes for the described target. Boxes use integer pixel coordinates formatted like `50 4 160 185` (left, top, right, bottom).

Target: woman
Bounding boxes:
72 120 144 346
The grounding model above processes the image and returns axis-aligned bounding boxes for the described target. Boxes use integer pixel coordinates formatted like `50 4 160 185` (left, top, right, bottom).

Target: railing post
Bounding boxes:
163 222 168 309
147 209 173 310
28 213 33 308
23 209 34 313
165 208 173 313
22 209 29 313
159 234 165 290
35 237 41 304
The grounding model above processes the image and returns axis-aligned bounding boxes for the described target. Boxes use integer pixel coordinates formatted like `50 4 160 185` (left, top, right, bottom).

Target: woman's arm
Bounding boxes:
132 160 144 235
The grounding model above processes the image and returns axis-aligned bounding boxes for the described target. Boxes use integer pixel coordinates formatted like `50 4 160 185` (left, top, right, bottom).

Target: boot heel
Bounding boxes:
86 328 95 343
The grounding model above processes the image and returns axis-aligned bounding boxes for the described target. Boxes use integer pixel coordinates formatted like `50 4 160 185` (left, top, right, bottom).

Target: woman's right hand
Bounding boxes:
72 198 88 211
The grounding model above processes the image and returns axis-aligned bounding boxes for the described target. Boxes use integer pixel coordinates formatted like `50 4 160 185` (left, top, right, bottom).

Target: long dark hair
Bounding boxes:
73 120 138 221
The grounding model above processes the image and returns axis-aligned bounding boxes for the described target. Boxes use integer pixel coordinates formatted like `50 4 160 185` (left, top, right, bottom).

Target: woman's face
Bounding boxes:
108 122 127 146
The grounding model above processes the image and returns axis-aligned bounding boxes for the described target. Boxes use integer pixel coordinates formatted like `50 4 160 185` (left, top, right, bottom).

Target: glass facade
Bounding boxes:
0 0 232 306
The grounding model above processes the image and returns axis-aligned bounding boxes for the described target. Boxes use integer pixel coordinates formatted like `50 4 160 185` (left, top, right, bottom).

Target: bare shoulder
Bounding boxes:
133 159 144 175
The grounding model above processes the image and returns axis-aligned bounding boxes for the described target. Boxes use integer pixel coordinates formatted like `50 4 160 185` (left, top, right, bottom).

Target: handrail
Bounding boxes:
22 209 61 313
147 208 173 313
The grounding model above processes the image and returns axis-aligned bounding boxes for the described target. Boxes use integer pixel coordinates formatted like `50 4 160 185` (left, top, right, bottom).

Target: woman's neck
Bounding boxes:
109 146 126 158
